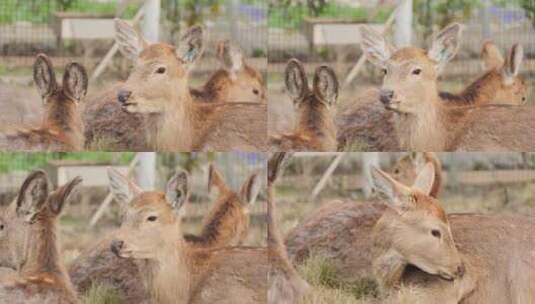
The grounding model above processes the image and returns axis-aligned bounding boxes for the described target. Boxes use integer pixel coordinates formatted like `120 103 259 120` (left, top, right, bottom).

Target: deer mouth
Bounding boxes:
438 271 455 281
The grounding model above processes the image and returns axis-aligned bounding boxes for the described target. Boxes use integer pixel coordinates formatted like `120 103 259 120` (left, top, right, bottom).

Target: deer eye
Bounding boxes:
412 68 422 75
431 229 441 239
253 89 260 95
155 67 166 74
381 68 388 75
147 216 158 222
0 224 4 230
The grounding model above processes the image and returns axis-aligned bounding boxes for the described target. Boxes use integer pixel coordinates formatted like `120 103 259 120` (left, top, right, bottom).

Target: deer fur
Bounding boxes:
268 153 311 304
83 20 266 151
0 55 87 151
108 168 267 304
359 24 535 151
184 164 260 248
0 171 82 304
337 40 528 151
269 59 339 151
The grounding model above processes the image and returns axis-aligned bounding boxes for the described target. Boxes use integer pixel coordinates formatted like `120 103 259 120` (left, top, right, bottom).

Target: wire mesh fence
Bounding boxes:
0 0 267 76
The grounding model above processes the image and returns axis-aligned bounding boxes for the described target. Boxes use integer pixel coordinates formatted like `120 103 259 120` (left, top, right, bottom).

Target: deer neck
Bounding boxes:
148 84 195 151
20 217 71 287
295 103 337 150
395 93 449 151
44 101 83 150
143 234 191 304
442 70 501 105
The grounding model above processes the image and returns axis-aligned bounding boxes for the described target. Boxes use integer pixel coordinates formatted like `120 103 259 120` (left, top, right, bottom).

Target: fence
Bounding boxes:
267 1 535 83
0 0 267 76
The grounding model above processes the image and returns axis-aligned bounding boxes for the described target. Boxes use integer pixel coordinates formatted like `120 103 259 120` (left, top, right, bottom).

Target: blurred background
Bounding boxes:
268 0 535 134
0 151 267 301
275 152 535 303
0 0 266 127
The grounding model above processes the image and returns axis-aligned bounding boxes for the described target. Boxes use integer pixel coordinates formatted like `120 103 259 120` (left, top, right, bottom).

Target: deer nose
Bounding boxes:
379 89 394 105
110 239 124 256
117 90 132 104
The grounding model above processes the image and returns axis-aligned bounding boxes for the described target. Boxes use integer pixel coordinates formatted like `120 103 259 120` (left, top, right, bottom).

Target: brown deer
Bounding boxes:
370 163 535 303
0 55 87 151
360 23 535 151
284 152 442 282
268 152 310 304
0 171 82 304
269 59 339 151
337 40 528 151
69 166 260 302
83 19 267 151
190 40 266 104
107 168 268 304
184 164 260 248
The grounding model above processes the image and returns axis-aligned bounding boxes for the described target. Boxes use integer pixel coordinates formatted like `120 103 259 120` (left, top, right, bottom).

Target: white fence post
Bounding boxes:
143 0 161 42
395 0 413 47
137 152 157 190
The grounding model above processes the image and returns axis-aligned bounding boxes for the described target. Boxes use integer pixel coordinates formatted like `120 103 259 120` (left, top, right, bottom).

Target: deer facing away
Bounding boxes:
83 19 266 151
360 23 535 151
269 59 339 151
0 171 82 304
0 54 87 151
336 40 528 151
107 168 268 304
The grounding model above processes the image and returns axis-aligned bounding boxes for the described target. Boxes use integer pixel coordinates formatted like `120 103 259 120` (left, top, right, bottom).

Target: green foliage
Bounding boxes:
413 0 481 38
82 284 122 304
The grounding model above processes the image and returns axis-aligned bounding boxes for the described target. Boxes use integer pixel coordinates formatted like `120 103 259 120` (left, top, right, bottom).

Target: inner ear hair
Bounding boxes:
285 59 309 101
313 65 339 105
33 54 57 98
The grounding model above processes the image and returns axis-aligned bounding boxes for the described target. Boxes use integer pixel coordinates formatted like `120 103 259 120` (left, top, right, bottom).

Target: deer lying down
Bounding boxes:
83 21 267 151
0 171 82 304
336 40 528 151
0 55 87 151
284 152 441 281
269 59 339 151
69 167 260 302
108 168 267 304
360 23 535 151
370 162 535 303
268 153 310 304
184 164 260 248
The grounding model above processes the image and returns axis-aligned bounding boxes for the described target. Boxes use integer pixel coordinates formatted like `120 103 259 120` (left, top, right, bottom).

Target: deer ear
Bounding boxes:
371 167 413 211
503 43 523 85
411 163 435 196
107 168 141 208
33 54 57 100
313 66 339 106
176 25 204 70
208 164 228 193
268 152 293 185
217 40 244 80
63 62 88 102
16 170 49 223
166 170 189 216
359 25 395 68
114 18 147 61
428 23 464 74
48 176 82 216
285 59 309 105
481 41 504 71
239 172 261 206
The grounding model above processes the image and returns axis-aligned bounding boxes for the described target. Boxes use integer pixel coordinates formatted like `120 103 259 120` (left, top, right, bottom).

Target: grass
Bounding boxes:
81 284 122 304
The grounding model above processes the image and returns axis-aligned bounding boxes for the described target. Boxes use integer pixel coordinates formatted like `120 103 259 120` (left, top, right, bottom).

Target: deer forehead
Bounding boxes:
127 192 177 220
388 48 435 70
407 192 448 224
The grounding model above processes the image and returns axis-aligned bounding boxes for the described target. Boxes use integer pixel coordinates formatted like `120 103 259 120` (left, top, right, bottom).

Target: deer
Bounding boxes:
0 170 82 304
269 59 339 151
337 40 528 151
0 54 87 151
190 40 266 104
359 23 535 151
370 162 535 303
268 152 310 304
284 152 442 282
107 167 268 304
184 164 260 248
83 19 267 151
69 166 261 303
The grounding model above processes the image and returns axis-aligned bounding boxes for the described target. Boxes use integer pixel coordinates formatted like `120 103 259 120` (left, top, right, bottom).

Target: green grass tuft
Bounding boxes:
81 284 122 304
